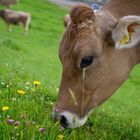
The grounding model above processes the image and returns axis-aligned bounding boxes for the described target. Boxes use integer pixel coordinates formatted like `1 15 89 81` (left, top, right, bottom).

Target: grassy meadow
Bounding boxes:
0 0 140 139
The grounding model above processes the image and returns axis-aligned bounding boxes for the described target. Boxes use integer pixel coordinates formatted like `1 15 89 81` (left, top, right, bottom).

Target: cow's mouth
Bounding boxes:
53 110 88 128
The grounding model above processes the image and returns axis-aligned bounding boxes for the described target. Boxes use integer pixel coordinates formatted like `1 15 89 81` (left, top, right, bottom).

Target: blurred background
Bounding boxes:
63 0 109 5
49 0 109 9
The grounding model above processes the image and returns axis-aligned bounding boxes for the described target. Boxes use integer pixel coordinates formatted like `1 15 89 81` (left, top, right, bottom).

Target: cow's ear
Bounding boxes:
70 4 95 24
112 16 140 49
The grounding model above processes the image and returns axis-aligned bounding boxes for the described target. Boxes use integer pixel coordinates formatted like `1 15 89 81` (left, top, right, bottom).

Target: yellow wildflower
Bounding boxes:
14 126 18 129
34 80 41 85
58 135 64 140
2 106 9 111
17 90 25 95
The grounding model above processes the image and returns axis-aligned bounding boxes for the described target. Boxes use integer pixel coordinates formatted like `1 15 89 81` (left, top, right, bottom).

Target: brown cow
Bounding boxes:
53 0 140 128
0 9 31 35
0 0 17 8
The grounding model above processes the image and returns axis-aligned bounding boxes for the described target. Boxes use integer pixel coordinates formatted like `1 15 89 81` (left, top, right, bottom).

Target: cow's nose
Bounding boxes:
53 112 69 128
60 115 69 128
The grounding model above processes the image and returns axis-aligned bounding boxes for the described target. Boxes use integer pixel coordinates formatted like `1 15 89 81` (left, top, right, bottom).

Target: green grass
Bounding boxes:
0 0 140 139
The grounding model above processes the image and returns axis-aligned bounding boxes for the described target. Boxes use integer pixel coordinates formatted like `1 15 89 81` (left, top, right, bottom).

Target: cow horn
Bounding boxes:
70 4 95 24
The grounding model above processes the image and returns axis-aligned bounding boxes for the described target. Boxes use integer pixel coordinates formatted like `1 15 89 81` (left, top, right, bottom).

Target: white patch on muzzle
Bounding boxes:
61 111 87 128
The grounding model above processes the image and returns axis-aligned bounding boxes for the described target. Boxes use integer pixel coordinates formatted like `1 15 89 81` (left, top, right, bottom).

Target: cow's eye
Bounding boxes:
80 56 94 69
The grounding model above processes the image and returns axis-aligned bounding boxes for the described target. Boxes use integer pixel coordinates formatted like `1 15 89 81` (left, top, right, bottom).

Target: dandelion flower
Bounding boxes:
17 90 25 95
34 80 41 85
58 134 64 140
2 106 9 111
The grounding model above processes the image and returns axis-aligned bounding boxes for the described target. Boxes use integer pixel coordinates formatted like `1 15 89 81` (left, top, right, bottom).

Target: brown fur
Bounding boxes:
70 4 95 24
55 0 140 118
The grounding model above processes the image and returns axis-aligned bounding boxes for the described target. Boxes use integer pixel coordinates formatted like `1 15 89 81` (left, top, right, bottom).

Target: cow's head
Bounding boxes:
53 4 140 128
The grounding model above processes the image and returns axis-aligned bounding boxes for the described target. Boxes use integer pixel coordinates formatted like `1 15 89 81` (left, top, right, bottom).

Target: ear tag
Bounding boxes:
119 33 131 45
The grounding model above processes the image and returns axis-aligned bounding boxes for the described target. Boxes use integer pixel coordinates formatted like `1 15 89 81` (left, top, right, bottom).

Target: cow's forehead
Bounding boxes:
69 20 97 36
60 35 101 64
59 20 101 62
61 20 98 49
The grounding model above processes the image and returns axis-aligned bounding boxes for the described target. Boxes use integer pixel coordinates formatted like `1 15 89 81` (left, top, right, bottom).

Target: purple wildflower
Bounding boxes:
39 128 45 133
7 119 14 125
15 121 20 126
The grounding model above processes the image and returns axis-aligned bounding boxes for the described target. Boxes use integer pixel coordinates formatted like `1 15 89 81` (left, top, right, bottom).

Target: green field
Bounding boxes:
0 0 140 139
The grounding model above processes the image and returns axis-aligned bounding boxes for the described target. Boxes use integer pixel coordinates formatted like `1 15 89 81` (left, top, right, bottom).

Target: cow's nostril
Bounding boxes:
53 112 69 128
60 115 69 128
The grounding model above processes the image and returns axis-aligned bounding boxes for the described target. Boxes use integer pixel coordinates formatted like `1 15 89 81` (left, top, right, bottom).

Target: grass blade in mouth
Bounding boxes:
69 88 78 106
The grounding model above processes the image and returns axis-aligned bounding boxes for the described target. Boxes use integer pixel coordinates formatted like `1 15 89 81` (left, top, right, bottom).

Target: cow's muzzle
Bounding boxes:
53 110 87 129
53 111 69 128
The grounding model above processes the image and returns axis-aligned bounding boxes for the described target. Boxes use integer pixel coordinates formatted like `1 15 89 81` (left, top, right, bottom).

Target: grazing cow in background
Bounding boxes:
53 0 140 129
0 0 17 8
0 9 31 35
